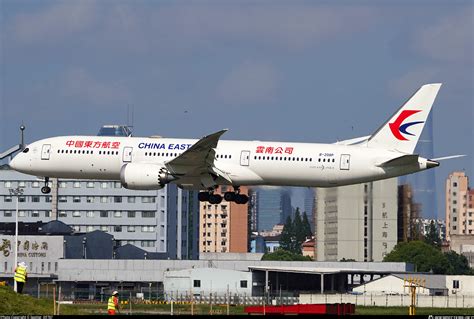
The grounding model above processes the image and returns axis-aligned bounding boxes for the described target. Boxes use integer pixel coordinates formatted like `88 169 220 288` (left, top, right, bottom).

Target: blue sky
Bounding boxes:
1 0 472 217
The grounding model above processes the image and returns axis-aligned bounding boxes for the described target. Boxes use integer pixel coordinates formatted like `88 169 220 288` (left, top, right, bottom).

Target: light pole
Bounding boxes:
9 186 24 292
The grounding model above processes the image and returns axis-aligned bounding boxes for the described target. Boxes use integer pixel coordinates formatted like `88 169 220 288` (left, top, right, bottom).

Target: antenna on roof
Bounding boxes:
127 104 134 135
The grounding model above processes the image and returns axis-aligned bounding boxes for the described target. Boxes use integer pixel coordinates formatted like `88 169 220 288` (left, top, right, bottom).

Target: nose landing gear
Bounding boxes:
41 177 51 194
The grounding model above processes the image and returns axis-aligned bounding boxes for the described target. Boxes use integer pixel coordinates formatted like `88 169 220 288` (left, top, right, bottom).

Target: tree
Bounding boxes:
301 212 313 239
261 248 312 261
424 220 441 248
279 216 296 253
444 251 472 275
293 208 305 247
383 241 451 274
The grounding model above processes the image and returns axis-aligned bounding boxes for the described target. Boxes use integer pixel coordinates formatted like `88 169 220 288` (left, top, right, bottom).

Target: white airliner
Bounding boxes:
9 83 460 204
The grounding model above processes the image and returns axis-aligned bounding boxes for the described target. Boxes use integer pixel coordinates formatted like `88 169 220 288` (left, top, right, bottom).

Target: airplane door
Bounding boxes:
123 147 133 163
41 144 51 160
240 150 250 166
340 154 350 170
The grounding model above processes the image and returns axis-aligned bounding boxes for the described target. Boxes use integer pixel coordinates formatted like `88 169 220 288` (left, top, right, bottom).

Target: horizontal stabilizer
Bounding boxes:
377 154 419 167
431 154 466 161
334 135 371 146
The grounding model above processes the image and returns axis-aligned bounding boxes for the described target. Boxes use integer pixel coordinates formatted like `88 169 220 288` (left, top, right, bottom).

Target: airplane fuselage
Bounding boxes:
10 135 432 189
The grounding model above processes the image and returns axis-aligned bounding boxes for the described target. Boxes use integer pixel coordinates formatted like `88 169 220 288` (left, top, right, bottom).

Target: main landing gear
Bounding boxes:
41 177 51 194
198 187 249 205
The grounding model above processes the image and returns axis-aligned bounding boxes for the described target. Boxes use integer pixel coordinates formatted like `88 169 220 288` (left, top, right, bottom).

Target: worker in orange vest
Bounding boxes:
107 291 120 315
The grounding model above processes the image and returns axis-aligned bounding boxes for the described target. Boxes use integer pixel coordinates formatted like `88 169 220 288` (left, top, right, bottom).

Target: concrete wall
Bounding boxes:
446 275 474 295
300 293 474 308
163 268 252 296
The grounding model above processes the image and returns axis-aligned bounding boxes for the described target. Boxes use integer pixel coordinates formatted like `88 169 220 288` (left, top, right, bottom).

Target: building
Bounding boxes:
163 268 253 297
352 274 474 296
0 166 199 259
315 178 398 262
302 237 315 260
448 234 474 268
399 114 438 219
414 218 446 241
397 184 422 242
251 187 292 232
445 171 473 240
199 186 249 253
304 188 316 232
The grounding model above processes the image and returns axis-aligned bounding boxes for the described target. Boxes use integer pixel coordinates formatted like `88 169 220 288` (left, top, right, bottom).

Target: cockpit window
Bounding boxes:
22 148 29 153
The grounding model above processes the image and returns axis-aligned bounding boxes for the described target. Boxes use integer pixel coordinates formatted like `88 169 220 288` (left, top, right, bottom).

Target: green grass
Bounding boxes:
1 287 473 317
356 306 474 316
0 286 84 315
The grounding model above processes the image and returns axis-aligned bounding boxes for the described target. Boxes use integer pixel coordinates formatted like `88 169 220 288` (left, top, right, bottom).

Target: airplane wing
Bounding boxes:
164 129 231 182
334 135 371 146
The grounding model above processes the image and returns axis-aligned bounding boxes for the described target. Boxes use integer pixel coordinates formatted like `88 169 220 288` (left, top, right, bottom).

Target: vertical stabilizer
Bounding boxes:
367 83 442 154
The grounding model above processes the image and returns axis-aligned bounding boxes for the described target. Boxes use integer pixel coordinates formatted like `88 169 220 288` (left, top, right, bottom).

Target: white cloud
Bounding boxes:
10 1 98 45
412 8 474 63
216 61 279 106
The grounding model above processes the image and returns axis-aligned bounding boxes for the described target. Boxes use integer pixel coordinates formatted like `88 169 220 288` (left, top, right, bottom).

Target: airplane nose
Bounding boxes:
9 156 18 170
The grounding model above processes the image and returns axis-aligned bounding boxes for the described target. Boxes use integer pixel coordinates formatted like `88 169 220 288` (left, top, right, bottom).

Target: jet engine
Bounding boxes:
120 163 176 190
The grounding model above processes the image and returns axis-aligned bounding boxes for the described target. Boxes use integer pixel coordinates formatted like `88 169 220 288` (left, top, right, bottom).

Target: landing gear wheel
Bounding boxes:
41 186 51 194
235 194 249 205
198 192 210 202
209 194 223 204
224 192 236 202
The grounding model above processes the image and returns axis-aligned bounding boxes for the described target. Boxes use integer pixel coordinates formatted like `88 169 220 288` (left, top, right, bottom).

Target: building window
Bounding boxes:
73 196 81 203
128 197 136 203
73 211 81 217
4 181 12 188
193 280 201 288
453 280 460 289
453 182 457 187
59 196 67 203
100 225 108 231
142 197 156 203
127 226 135 232
87 226 94 232
31 211 40 217
100 196 108 203
18 211 26 217
100 211 108 218
4 211 12 217
45 197 52 203
114 182 122 188
240 280 248 288
86 196 94 203
18 196 26 203
101 182 108 189
73 182 81 188
127 211 136 218
59 182 67 188
32 181 40 188
32 196 40 203
142 226 155 232
18 181 26 187
86 182 95 188
86 211 94 217
45 211 51 217
114 196 122 203
114 226 122 232
114 211 122 218
4 196 12 202
142 211 155 218
141 241 155 247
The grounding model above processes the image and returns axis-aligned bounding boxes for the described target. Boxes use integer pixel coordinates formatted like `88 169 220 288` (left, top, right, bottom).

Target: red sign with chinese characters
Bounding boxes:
65 140 121 149
256 146 294 155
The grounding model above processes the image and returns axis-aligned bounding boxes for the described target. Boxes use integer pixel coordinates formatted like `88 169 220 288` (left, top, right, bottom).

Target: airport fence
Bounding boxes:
300 293 474 308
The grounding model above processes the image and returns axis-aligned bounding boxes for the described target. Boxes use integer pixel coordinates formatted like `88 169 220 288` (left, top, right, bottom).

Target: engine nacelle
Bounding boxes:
120 163 176 190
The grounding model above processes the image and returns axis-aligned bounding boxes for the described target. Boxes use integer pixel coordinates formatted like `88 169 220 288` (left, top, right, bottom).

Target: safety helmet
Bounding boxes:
19 261 27 268
112 291 119 296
